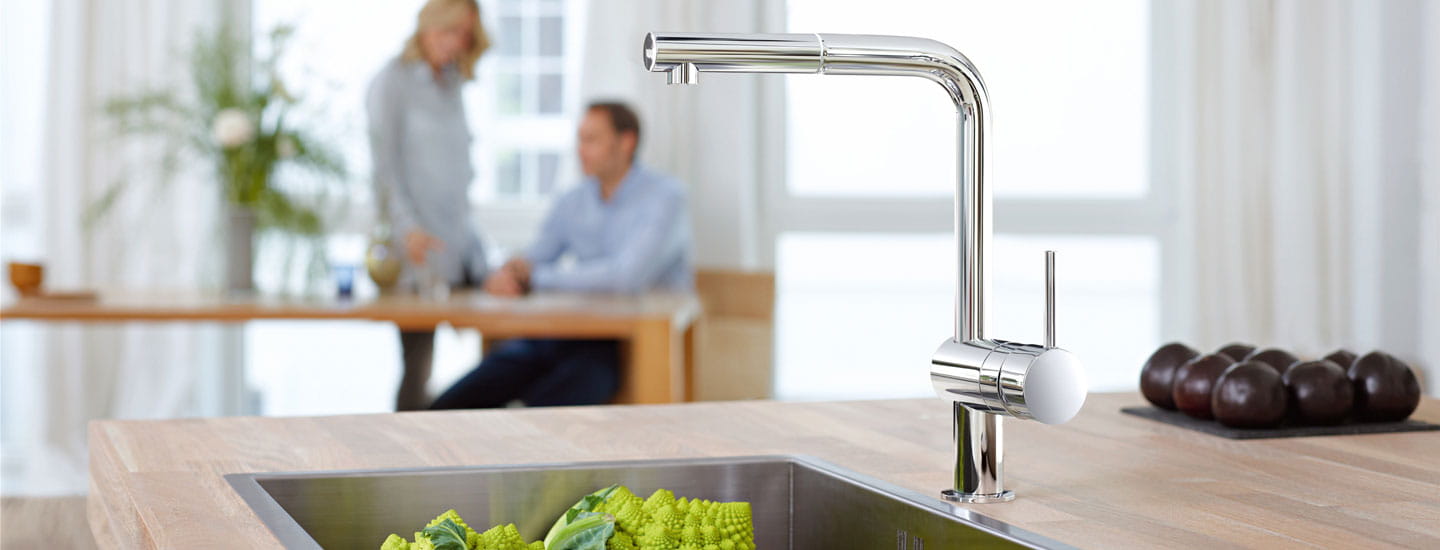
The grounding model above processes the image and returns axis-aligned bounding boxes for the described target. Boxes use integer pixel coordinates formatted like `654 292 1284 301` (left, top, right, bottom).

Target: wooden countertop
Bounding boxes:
88 393 1440 549
1 290 700 334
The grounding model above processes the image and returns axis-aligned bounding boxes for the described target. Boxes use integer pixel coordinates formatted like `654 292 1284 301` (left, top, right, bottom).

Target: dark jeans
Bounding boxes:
429 339 621 409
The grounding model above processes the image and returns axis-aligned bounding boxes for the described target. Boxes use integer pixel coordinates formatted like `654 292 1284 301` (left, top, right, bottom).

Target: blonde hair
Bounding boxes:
402 0 490 80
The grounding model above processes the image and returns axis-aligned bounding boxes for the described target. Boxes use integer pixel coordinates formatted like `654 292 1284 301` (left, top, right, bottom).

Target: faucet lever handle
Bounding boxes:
1044 250 1056 349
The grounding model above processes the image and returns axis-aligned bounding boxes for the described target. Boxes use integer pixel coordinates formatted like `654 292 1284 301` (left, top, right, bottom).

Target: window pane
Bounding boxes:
537 151 559 195
774 232 1158 401
537 72 563 114
497 150 522 197
774 233 953 400
497 16 523 56
538 16 563 57
785 0 1148 198
496 72 523 115
250 0 417 216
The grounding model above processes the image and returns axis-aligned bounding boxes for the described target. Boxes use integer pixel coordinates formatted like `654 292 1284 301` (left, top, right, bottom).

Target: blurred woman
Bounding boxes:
367 0 490 410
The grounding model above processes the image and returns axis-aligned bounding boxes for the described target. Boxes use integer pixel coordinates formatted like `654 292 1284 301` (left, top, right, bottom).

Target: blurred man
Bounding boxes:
430 101 692 409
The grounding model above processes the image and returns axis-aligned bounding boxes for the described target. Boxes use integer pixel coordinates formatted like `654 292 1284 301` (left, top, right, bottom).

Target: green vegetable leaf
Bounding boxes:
567 485 618 523
546 512 615 550
420 518 469 550
545 485 619 548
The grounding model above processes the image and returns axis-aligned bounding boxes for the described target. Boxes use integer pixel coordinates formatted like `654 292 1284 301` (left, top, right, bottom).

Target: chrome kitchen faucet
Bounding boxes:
643 33 1088 503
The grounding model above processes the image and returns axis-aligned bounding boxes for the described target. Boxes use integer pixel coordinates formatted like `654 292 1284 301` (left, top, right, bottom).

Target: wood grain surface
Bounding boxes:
88 393 1440 549
0 290 699 332
693 270 774 401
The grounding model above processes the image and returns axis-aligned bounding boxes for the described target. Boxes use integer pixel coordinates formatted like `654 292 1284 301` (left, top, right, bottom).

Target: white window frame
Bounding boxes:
468 0 587 254
761 1 1184 342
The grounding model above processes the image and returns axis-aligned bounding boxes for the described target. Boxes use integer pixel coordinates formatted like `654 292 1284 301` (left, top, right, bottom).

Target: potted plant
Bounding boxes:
96 23 346 292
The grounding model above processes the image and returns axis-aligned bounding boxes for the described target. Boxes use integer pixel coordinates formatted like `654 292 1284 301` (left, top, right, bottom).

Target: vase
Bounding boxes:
225 204 256 292
366 225 403 291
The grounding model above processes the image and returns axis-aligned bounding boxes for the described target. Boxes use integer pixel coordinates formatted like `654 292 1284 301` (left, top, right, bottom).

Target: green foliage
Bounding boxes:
546 484 620 548
97 21 347 236
546 512 615 550
422 518 471 550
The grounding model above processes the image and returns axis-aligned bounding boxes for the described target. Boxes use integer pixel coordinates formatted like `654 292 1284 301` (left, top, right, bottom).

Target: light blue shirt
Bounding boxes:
526 164 693 293
366 57 487 285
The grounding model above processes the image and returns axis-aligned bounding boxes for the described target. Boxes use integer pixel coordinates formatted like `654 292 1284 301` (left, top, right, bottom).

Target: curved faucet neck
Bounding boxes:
643 32 993 342
815 35 994 343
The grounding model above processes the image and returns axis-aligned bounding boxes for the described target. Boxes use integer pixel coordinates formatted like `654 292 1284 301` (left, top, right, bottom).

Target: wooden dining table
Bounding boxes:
0 290 702 404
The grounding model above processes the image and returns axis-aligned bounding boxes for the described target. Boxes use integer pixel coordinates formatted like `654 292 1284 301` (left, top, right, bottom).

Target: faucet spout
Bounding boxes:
666 63 699 85
643 31 1086 504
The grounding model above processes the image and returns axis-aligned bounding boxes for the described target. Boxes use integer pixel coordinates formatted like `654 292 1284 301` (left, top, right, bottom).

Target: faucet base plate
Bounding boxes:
941 489 1015 503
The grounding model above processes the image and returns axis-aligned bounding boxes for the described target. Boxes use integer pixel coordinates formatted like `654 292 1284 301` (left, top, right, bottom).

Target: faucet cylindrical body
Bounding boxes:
931 339 1086 424
952 403 1005 500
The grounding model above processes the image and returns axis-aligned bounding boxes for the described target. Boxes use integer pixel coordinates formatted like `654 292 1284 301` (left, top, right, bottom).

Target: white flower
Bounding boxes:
212 108 255 148
276 135 298 159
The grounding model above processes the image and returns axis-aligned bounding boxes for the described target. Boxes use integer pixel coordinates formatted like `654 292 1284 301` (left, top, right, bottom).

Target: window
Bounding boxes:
775 233 1159 399
472 0 583 204
776 0 1159 400
253 0 584 209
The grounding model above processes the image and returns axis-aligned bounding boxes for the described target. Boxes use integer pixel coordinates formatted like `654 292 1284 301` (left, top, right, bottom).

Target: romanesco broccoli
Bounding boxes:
478 523 532 550
378 511 543 550
592 486 754 550
381 533 411 550
410 532 437 550
378 486 754 550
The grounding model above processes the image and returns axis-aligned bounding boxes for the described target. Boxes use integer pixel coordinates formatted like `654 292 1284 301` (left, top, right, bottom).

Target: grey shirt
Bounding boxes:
366 57 487 285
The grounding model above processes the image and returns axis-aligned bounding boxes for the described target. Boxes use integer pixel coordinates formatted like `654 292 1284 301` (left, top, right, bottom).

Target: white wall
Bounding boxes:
1418 0 1440 397
1351 1 1436 395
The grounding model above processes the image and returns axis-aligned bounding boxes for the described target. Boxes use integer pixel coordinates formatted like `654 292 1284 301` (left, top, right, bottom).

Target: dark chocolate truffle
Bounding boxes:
1347 351 1422 422
1282 360 1353 425
1212 361 1288 428
1172 353 1236 420
1217 343 1257 363
1244 348 1300 375
1323 349 1358 370
1140 342 1201 410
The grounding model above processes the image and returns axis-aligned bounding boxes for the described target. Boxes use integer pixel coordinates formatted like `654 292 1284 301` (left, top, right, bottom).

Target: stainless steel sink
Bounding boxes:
226 455 1072 549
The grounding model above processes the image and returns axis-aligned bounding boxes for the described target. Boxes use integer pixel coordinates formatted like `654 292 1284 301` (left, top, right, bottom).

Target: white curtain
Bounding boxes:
1422 2 1440 397
3 0 242 495
1165 0 1440 393
579 0 784 270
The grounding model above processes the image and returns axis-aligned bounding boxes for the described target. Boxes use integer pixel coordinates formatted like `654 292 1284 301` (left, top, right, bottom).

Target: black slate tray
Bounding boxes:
1120 406 1440 440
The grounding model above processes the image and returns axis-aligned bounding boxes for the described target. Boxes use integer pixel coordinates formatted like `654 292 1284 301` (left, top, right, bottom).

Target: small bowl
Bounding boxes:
8 262 44 296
